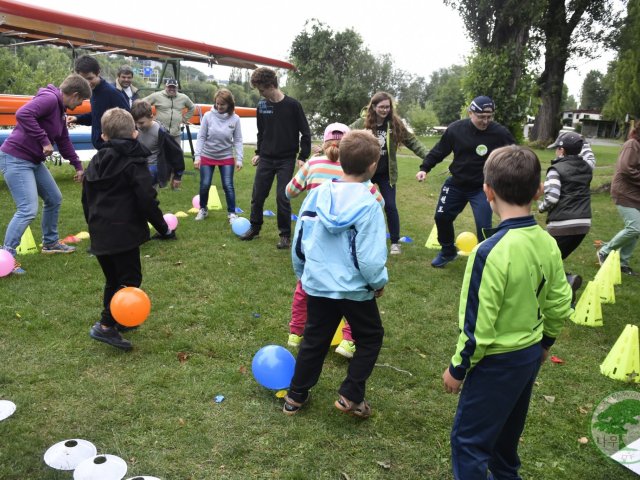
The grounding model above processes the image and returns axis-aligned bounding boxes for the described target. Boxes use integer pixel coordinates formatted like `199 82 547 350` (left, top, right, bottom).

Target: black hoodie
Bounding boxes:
81 138 169 255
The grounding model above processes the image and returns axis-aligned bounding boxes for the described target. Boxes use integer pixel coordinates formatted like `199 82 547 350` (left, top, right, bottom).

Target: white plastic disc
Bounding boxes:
0 400 16 421
44 438 97 471
73 454 127 480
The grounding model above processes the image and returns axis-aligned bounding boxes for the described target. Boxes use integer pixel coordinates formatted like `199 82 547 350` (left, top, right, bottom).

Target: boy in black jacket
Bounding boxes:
82 107 175 351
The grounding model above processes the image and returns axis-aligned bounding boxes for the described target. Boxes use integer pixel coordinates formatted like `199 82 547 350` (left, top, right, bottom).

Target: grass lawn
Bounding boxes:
0 137 639 479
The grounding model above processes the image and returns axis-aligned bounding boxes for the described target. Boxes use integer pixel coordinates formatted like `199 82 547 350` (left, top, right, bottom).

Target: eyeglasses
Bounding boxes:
376 105 391 110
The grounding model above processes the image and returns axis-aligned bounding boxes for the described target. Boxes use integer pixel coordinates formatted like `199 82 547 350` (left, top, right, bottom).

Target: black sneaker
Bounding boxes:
566 273 583 306
240 226 260 241
276 236 291 249
621 265 638 276
115 323 139 333
90 322 133 351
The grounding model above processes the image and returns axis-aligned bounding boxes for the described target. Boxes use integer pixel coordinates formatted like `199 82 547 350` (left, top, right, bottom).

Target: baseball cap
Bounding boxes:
323 122 350 142
165 78 178 87
547 131 584 155
469 96 495 113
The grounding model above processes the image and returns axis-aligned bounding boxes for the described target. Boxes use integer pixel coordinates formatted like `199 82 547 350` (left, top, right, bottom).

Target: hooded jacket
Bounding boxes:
81 138 168 255
0 84 82 170
611 138 640 209
292 181 388 301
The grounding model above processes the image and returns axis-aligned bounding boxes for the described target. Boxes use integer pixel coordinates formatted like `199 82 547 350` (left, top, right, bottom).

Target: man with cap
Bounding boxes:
142 78 195 146
416 96 515 268
539 131 595 299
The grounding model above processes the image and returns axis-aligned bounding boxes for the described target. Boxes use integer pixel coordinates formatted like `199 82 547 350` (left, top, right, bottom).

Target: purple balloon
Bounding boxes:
163 213 178 231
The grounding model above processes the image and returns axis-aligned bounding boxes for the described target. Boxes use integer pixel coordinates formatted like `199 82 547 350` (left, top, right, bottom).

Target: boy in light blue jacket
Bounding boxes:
283 130 388 418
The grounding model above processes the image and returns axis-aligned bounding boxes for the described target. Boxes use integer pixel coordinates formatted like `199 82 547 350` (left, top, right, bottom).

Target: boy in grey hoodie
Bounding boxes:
283 130 388 418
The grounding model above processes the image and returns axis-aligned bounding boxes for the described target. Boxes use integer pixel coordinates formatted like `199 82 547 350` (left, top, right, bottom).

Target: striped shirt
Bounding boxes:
539 143 595 235
286 156 384 206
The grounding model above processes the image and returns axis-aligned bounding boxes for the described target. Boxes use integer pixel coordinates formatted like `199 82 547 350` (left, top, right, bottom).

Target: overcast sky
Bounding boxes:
28 0 614 100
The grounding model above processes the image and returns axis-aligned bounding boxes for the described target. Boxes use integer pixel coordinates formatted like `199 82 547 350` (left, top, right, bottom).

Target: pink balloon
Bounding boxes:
192 194 200 209
163 213 178 231
0 249 15 277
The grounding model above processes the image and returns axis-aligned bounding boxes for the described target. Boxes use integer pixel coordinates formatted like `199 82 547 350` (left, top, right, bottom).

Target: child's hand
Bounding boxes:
193 158 201 169
442 367 463 394
251 155 260 166
374 287 384 298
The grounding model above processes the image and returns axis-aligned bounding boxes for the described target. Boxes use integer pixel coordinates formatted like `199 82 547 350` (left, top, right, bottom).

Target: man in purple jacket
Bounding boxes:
0 74 91 274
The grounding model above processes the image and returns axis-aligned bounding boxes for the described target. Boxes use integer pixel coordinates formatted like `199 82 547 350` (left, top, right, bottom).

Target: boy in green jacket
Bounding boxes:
442 145 573 480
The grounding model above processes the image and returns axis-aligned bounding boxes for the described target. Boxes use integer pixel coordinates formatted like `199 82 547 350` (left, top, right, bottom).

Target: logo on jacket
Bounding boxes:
476 144 488 156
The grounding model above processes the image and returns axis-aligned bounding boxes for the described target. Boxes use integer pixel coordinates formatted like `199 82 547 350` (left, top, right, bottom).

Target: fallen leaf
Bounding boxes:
550 355 565 364
178 418 185 425
543 395 555 404
174 261 183 266
177 352 190 363
578 406 589 415
376 461 391 470
15 312 21 319
239 365 247 374
418 353 427 359
340 473 352 480
578 437 589 444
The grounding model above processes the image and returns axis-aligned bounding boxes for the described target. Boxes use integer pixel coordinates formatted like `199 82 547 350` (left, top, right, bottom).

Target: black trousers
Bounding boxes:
288 295 384 404
551 233 587 260
249 156 296 237
96 247 142 327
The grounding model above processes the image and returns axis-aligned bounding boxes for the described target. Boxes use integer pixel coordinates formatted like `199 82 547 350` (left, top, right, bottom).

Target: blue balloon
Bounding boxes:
252 345 296 390
231 217 251 236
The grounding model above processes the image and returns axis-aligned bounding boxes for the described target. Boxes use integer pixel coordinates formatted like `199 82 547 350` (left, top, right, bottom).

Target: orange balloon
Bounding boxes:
110 287 151 327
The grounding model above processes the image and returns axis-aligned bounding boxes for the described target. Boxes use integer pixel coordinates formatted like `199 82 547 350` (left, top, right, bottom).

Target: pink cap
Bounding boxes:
323 123 350 142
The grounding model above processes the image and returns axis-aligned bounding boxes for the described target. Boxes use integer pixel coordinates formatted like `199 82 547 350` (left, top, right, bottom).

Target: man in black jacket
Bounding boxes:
416 96 515 268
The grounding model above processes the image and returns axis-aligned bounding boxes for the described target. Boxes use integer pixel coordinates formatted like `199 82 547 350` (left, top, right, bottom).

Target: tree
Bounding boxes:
445 1 544 140
603 0 640 124
406 102 439 135
427 65 466 125
561 84 578 112
580 70 608 110
530 0 616 143
287 20 400 134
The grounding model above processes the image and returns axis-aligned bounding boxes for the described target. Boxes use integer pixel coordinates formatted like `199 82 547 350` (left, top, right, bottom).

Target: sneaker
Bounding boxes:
596 249 607 266
277 236 291 249
282 393 309 416
334 394 371 419
288 333 302 347
431 251 458 268
621 265 638 276
228 213 238 223
115 323 139 333
335 340 356 359
42 242 76 254
239 226 260 241
12 263 26 275
390 243 402 255
195 208 208 221
89 322 133 351
566 274 583 306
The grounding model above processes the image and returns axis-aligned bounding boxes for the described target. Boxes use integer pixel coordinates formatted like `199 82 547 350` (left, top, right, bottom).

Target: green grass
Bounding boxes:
0 138 638 479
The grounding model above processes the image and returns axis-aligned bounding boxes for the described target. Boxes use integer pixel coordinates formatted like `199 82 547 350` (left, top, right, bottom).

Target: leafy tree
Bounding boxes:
287 20 401 135
580 70 608 110
561 84 578 112
406 102 439 135
445 1 543 140
603 0 640 124
427 65 466 125
530 0 617 143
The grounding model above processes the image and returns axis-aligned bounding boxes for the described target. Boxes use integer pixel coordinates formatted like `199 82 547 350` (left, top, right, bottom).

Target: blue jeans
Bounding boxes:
199 164 236 213
434 177 493 256
148 164 159 187
372 173 400 243
600 205 640 267
0 151 62 254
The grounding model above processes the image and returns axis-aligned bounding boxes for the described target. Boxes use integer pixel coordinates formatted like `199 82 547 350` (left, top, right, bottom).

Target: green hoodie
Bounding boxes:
349 116 428 185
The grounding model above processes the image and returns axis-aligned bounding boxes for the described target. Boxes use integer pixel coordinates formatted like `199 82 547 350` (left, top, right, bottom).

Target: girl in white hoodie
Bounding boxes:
194 89 243 222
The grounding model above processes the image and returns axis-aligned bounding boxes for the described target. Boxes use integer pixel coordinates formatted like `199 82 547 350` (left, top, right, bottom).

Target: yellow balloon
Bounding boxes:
456 232 478 255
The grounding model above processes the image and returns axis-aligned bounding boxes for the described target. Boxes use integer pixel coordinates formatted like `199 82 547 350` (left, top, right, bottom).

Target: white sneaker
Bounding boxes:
228 213 238 223
390 243 401 255
195 208 208 221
